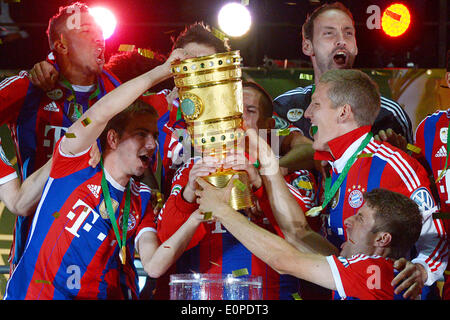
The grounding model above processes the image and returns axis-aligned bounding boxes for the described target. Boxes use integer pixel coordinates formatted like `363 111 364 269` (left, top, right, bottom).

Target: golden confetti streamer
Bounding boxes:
67 95 75 102
299 73 313 81
276 128 290 136
292 292 302 300
209 260 221 267
81 117 91 127
65 132 76 138
203 212 213 220
305 206 322 217
357 153 373 158
52 212 60 219
233 179 247 192
232 268 249 277
406 143 421 154
211 27 227 41
35 279 52 285
138 48 155 59
118 44 135 52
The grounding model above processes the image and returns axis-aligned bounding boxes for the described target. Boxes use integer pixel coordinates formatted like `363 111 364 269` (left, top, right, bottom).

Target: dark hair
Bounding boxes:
46 2 89 50
364 188 423 259
99 99 158 151
302 2 354 41
242 81 273 119
105 49 175 92
172 22 230 53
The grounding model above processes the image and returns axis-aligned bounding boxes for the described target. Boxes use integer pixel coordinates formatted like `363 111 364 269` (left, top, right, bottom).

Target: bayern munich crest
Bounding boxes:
347 185 365 209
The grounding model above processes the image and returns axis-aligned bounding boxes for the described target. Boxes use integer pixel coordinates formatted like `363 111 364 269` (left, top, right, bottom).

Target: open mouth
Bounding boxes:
139 155 150 167
333 50 348 66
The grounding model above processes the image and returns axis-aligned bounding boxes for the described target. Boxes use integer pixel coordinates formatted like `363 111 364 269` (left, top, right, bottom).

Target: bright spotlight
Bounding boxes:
89 7 117 39
218 3 251 37
381 3 411 37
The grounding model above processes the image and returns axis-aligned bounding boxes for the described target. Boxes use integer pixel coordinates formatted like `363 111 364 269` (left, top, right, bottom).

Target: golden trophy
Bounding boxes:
171 50 253 210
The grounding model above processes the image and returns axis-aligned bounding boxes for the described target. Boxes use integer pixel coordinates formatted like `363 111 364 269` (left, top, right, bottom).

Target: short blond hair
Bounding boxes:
319 69 380 127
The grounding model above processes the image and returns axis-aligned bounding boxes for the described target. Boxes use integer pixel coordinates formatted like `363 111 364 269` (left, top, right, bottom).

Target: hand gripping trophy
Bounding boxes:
171 50 254 210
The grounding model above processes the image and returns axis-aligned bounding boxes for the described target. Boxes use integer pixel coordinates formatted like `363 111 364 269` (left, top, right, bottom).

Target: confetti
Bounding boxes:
299 73 313 81
209 260 221 267
357 153 373 158
233 179 247 192
67 95 75 102
406 143 421 154
211 27 227 41
305 206 322 217
118 44 135 52
276 128 290 136
138 48 155 59
81 117 91 127
35 280 52 285
292 292 302 300
163 245 171 249
203 212 213 220
232 268 249 277
52 212 60 219
65 132 76 138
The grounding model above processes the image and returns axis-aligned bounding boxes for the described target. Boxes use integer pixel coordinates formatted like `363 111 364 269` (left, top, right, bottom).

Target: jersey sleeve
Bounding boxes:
156 160 206 249
140 91 169 118
0 71 30 125
134 194 158 247
50 137 92 179
0 143 17 185
326 255 393 300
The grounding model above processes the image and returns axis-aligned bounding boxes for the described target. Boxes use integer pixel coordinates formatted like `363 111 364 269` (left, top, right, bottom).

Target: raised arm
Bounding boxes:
246 129 338 255
60 49 190 156
137 210 204 278
195 177 337 291
0 157 52 216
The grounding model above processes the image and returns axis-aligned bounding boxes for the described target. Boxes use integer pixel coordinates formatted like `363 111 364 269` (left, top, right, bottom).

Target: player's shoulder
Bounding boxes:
274 85 313 102
339 254 392 268
0 71 30 90
417 109 448 129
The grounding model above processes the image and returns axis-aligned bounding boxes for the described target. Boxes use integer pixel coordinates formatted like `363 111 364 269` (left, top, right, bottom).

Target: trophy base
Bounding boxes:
202 168 254 211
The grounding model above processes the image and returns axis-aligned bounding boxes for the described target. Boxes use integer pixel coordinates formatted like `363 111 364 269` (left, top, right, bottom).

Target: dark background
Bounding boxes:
0 0 449 70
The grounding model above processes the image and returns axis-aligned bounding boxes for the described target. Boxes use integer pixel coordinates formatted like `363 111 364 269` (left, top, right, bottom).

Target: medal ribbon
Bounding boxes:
306 132 373 217
61 77 101 120
100 157 131 264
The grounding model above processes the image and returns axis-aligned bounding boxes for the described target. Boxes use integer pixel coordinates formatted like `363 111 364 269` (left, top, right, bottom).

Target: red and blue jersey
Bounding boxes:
327 254 406 300
156 158 317 300
317 126 448 288
0 142 17 185
0 68 121 267
414 110 450 299
4 138 156 300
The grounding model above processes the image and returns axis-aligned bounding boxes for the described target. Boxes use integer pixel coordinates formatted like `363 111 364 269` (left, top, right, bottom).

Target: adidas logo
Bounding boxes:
435 146 447 158
43 102 60 112
87 184 101 198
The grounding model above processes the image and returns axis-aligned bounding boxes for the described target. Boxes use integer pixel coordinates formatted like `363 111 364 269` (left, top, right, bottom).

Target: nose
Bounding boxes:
344 216 353 229
146 134 157 150
304 103 313 120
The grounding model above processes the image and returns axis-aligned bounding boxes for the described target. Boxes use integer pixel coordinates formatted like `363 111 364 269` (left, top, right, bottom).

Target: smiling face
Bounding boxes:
114 113 158 178
304 82 342 152
60 11 105 76
340 203 378 258
305 9 358 79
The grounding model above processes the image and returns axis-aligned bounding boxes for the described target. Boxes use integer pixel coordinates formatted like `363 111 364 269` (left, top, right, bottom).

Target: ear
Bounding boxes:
106 129 120 150
302 38 314 57
446 72 450 88
374 232 392 248
337 103 354 123
53 34 69 55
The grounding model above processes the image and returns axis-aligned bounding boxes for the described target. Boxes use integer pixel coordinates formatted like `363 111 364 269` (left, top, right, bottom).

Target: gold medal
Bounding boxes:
119 246 126 265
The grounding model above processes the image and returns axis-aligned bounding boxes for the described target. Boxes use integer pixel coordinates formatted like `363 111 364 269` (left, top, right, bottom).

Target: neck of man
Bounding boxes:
102 151 131 188
57 56 97 86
